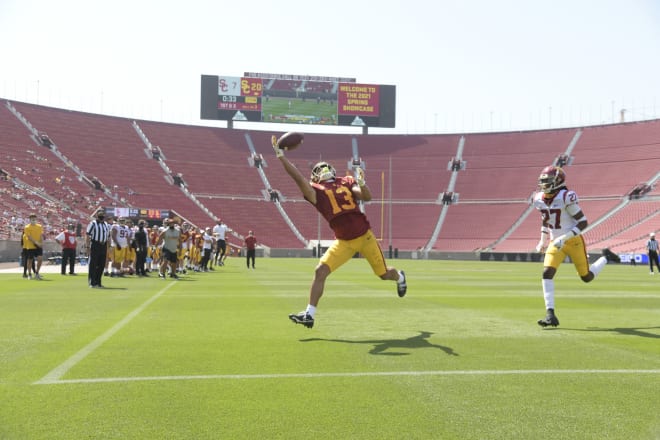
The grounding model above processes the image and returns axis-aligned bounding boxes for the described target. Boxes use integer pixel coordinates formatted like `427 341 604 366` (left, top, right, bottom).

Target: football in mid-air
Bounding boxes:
276 132 304 150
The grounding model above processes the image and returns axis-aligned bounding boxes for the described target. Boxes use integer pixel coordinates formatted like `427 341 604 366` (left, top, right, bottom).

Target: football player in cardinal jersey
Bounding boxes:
147 225 161 273
272 136 407 329
532 165 616 327
178 222 191 274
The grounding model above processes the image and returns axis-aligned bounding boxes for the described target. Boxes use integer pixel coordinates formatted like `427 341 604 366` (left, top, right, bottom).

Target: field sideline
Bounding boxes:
1 258 659 439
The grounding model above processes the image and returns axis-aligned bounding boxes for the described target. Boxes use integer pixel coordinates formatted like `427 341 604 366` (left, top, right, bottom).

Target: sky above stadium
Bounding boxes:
1 0 659 134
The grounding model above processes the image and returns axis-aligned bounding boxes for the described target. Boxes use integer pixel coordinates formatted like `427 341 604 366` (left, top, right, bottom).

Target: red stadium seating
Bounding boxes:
1 99 658 251
8 102 213 227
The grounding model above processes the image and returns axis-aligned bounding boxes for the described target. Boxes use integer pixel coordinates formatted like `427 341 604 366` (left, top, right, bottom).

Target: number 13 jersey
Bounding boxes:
309 176 371 240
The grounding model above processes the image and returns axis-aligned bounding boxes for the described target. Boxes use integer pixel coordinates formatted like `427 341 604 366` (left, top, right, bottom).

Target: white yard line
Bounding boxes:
34 283 176 385
36 369 660 385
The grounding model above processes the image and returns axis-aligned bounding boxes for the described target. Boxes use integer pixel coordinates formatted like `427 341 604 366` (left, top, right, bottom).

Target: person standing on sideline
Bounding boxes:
110 217 130 277
244 230 257 269
647 232 660 275
533 166 619 327
147 225 160 273
177 222 191 274
55 223 77 275
157 219 181 279
199 227 215 272
20 229 35 279
271 136 407 329
86 210 110 288
213 219 229 266
23 213 45 280
133 220 149 276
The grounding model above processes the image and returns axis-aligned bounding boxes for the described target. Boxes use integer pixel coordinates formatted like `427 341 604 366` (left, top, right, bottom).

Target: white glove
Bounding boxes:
552 234 569 249
356 168 366 187
271 135 284 158
535 239 548 253
536 228 550 253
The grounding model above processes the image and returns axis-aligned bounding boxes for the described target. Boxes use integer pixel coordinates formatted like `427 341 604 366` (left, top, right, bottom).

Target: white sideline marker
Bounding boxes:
37 369 660 385
34 283 176 385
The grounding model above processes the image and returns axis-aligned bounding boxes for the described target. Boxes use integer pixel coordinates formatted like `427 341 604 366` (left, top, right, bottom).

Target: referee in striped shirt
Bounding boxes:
86 210 110 288
647 232 660 275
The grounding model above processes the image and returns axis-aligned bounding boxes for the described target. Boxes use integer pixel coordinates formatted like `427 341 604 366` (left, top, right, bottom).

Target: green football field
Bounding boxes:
1 259 658 439
262 96 338 124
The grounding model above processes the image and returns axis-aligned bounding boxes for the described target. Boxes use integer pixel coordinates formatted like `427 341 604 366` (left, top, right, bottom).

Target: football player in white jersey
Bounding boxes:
110 217 130 277
532 166 617 328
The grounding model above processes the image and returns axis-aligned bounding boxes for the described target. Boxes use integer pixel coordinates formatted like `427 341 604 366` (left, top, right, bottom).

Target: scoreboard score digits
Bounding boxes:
216 76 262 112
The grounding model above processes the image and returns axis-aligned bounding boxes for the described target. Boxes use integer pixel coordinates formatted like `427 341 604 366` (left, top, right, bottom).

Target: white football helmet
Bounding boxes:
311 161 336 183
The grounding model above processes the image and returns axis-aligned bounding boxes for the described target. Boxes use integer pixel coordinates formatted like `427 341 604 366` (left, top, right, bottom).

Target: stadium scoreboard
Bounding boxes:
101 207 170 220
201 73 395 128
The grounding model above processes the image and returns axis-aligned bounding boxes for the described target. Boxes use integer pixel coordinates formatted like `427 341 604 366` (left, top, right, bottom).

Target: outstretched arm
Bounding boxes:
352 167 372 202
272 135 316 204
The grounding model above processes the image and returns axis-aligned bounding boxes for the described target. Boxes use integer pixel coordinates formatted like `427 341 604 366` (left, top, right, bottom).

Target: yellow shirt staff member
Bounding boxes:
23 213 45 280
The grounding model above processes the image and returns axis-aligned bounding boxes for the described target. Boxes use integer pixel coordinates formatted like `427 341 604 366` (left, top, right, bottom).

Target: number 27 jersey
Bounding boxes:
532 189 583 239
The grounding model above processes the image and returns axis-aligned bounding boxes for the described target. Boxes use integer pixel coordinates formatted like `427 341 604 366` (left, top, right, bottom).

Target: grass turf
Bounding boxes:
262 96 338 124
0 259 659 439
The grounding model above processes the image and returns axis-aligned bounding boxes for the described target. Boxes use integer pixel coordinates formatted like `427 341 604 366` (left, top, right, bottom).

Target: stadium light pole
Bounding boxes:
388 155 392 257
380 171 385 241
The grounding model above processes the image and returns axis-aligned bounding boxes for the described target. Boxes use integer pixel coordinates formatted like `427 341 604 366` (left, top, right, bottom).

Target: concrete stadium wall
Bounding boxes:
0 241 617 265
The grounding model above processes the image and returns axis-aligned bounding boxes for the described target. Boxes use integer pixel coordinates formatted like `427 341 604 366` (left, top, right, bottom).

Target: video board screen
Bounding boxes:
200 73 395 127
102 207 170 220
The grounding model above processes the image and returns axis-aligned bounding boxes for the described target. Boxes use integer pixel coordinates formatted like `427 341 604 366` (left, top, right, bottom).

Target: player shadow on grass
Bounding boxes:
300 331 459 356
561 326 660 339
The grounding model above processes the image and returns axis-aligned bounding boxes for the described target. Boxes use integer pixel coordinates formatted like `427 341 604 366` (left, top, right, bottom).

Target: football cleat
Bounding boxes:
289 312 314 328
537 309 560 328
602 248 621 263
397 271 407 297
